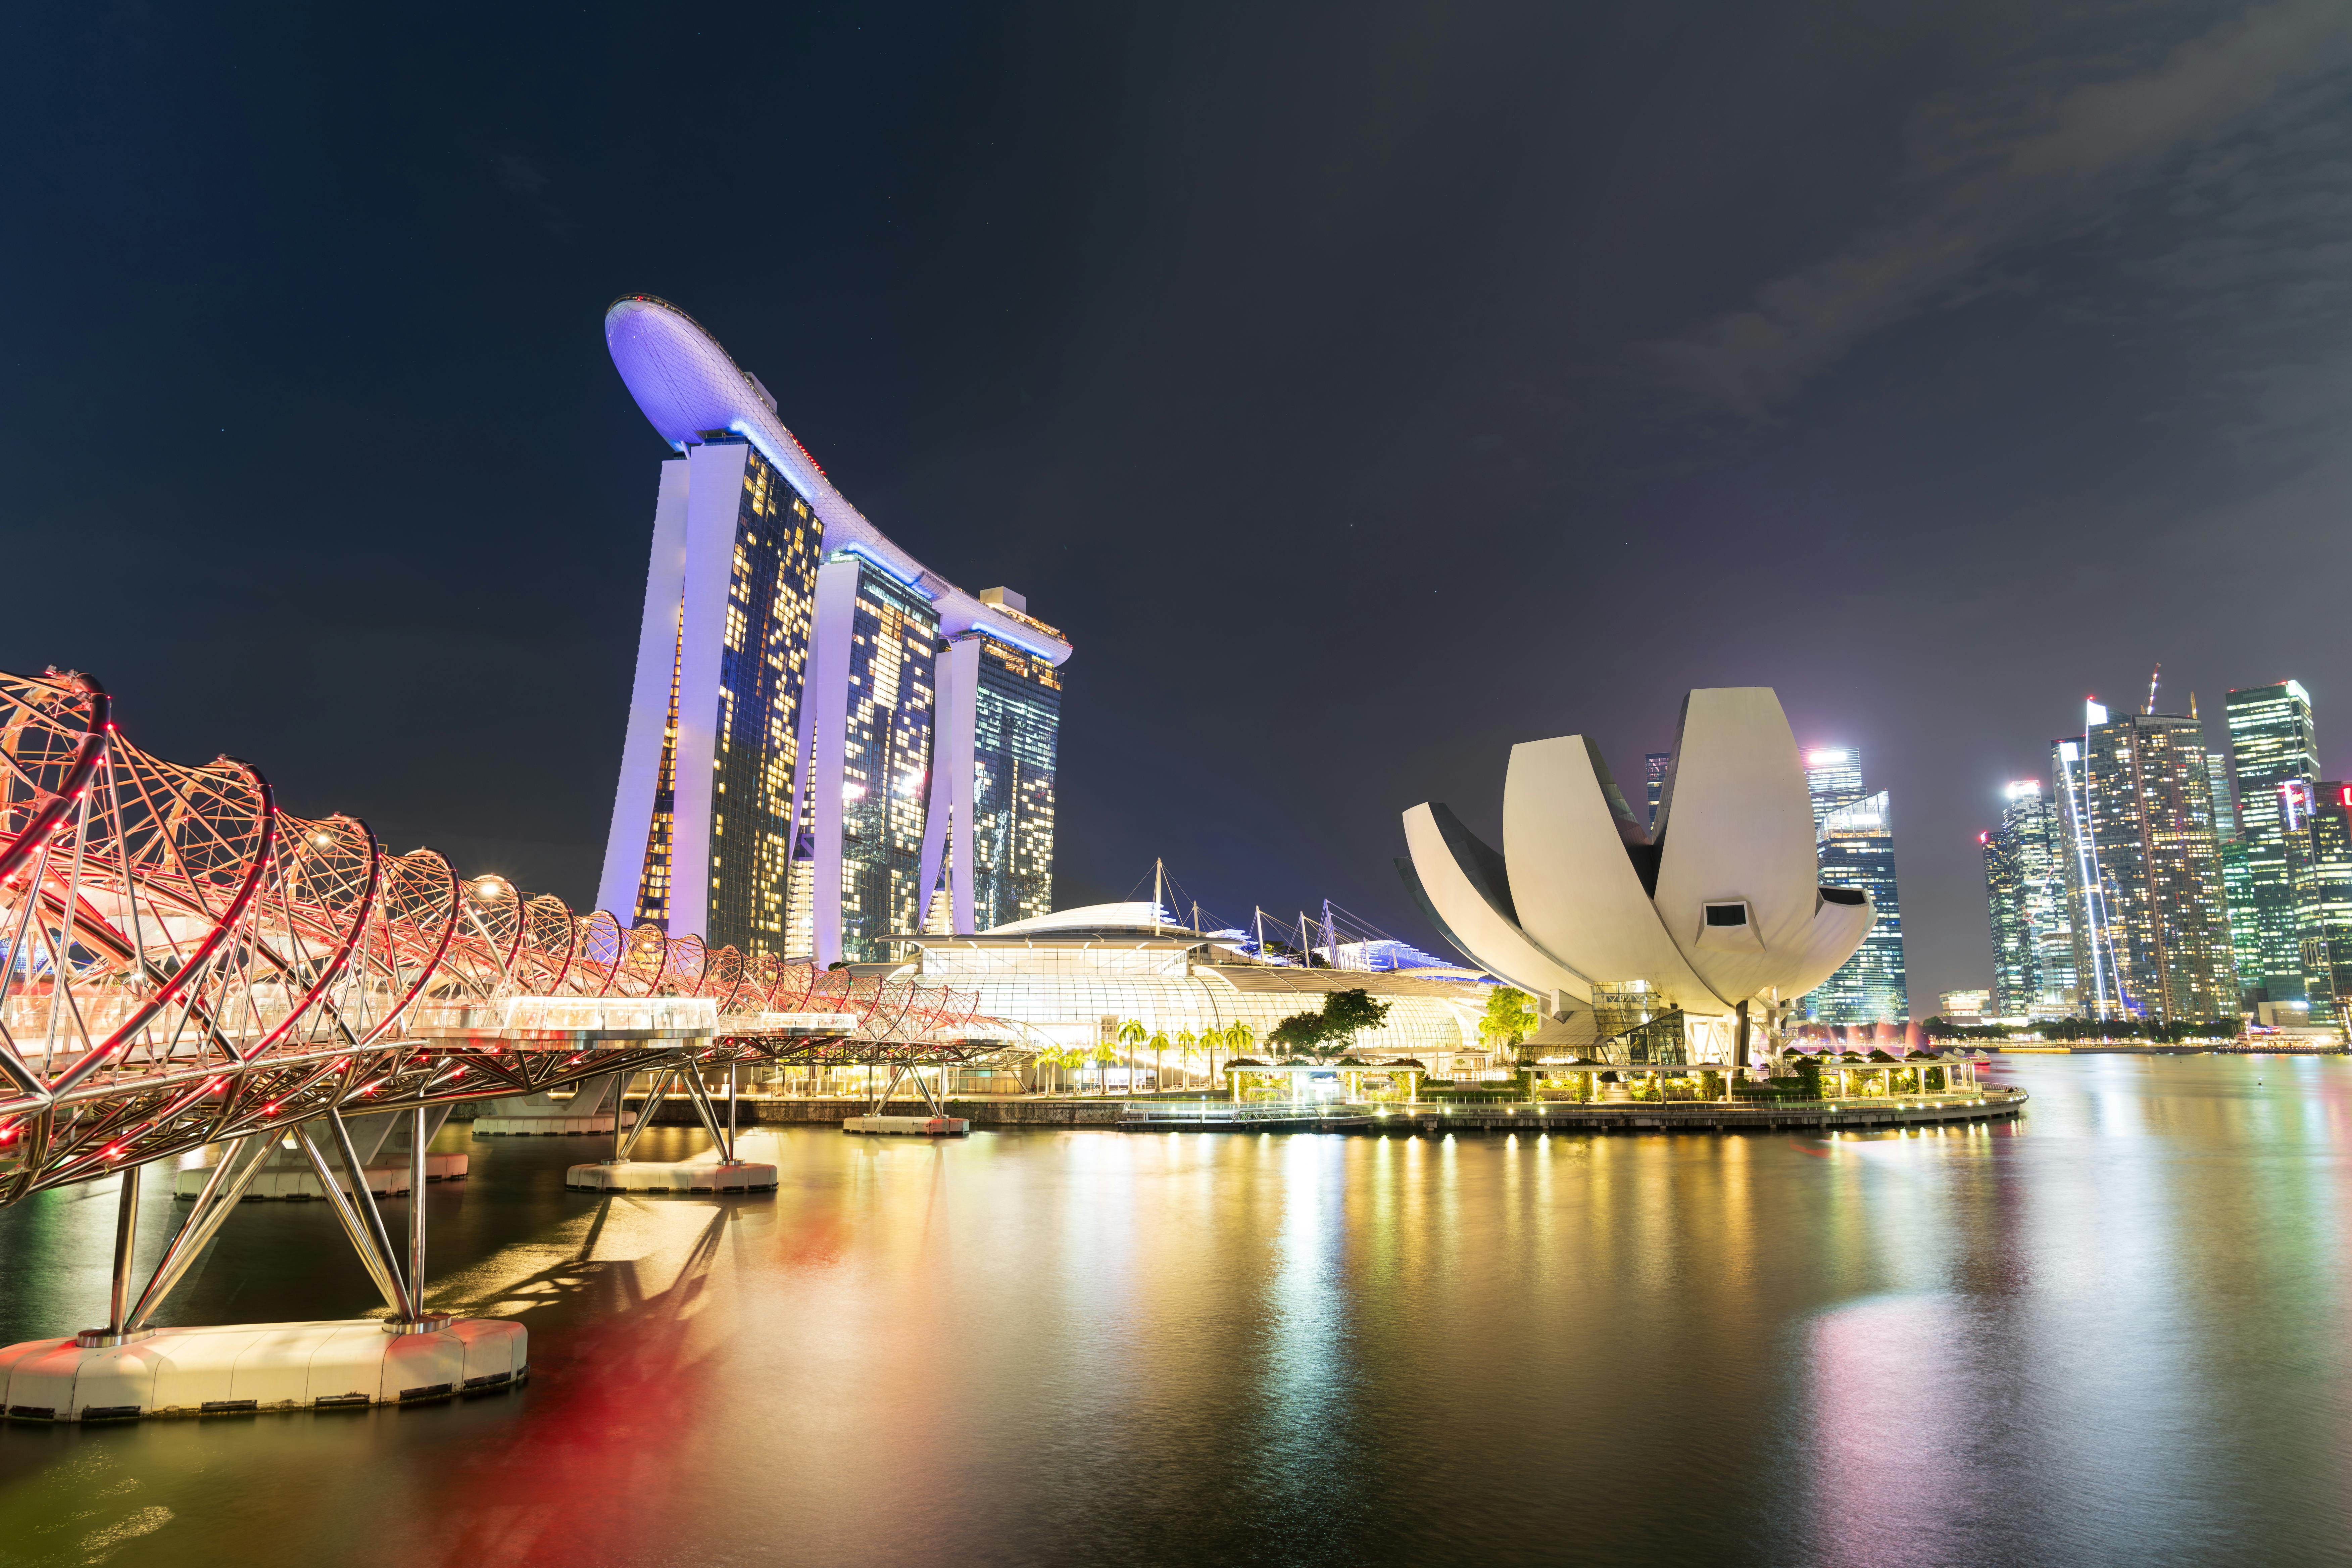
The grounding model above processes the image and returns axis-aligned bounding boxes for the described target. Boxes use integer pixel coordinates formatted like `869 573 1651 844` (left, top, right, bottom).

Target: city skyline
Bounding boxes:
1963 676 2352 1026
9 5 2352 1019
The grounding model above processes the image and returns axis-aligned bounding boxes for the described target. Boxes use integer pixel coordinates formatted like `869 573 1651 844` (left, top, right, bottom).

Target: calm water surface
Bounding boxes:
2 1055 2350 1566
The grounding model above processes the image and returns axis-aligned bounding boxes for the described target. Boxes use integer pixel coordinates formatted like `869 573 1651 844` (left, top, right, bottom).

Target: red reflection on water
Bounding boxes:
411 1205 732 1564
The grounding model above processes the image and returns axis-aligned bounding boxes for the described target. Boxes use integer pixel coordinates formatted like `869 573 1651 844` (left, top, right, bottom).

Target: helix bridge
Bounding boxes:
0 667 1018 1417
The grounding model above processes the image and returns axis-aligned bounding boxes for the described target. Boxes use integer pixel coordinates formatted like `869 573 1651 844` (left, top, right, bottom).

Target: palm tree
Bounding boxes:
1092 1036 1118 1095
1171 1029 1194 1094
1221 1021 1255 1086
1118 1018 1148 1092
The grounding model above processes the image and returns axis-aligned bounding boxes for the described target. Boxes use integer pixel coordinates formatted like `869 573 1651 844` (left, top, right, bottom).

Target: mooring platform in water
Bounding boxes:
0 1318 526 1423
843 1115 970 1137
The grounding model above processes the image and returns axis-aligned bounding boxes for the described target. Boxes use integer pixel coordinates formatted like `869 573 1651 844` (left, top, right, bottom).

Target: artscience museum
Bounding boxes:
1400 688 1876 1069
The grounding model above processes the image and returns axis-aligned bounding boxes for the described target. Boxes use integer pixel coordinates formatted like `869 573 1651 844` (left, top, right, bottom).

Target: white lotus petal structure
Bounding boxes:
1399 688 1873 1059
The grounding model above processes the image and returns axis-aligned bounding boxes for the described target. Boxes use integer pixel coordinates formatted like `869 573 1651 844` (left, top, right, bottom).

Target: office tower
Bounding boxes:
2052 699 2238 1023
2292 782 2352 1023
2206 748 2260 1007
2227 681 2318 1004
1805 747 1865 829
598 295 1072 965
1805 789 1909 1023
1982 824 2033 1018
1644 752 1672 833
1982 779 2075 1019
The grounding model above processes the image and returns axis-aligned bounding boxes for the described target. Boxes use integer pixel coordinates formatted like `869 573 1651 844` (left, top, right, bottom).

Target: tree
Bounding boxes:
1219 1021 1254 1083
1266 1010 1329 1059
1480 987 1537 1056
1118 1018 1148 1090
1175 1029 1205 1089
1319 989 1393 1057
1092 1036 1118 1095
1170 1029 1194 1093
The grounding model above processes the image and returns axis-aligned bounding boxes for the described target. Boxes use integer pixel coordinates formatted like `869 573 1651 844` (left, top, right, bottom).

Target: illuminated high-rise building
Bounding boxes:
597 296 1072 963
1805 747 1865 828
2205 748 2260 1006
2052 699 2237 1022
2291 782 2352 1024
1801 758 1909 1024
1644 752 1672 833
2226 681 2319 1004
956 625 1063 931
1982 779 2074 1020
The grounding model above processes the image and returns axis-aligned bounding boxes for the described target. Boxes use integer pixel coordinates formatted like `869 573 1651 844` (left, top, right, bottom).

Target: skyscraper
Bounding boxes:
1798 745 1906 1024
1805 747 1864 828
1982 779 2074 1020
1644 752 1672 833
2051 699 2237 1023
1982 822 2033 1019
597 295 1072 964
960 625 1063 931
2206 748 2261 1003
2291 782 2352 1024
1807 789 1909 1022
2226 681 2318 1004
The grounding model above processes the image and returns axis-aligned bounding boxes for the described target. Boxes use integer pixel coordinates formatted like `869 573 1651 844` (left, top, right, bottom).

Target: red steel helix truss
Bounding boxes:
0 669 993 1202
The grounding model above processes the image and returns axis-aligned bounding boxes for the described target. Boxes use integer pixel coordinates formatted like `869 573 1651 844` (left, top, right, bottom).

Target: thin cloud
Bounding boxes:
491 151 580 240
1656 0 2352 418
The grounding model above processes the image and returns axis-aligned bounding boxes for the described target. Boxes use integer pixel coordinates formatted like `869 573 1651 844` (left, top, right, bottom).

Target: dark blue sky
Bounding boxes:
7 1 2351 1008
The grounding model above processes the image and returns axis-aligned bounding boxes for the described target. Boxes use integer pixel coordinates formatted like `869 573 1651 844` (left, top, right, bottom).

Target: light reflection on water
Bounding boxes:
1 1057 2350 1565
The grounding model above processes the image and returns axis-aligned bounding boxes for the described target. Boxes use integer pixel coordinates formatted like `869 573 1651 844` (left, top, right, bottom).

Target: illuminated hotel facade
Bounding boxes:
595 296 1072 965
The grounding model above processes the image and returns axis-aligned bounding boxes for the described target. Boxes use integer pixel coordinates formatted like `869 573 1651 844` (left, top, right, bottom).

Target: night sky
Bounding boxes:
8 2 2352 1010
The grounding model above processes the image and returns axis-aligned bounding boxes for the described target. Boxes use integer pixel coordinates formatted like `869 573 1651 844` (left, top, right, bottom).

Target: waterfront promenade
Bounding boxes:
604 1086 2030 1136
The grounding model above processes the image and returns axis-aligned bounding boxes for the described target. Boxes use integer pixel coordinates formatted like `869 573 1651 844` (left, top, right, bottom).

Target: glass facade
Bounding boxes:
2226 681 2318 1004
969 634 1061 931
2206 748 2261 1004
2057 710 2238 1023
1805 747 1865 828
914 938 1478 1063
1644 752 1672 833
1804 790 1909 1023
630 611 683 929
2291 782 2352 1024
838 560 940 962
703 440 822 954
1984 780 2074 1020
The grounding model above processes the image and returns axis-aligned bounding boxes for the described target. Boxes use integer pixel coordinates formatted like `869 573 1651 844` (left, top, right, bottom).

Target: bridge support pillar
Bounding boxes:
75 1166 151 1351
566 1057 779 1194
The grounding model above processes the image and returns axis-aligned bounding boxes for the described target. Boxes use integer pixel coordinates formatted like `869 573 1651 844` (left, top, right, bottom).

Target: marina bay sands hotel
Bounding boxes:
595 295 1070 966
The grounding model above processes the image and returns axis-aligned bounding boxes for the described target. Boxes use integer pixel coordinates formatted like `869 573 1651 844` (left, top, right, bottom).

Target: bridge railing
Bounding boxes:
0 667 1000 1202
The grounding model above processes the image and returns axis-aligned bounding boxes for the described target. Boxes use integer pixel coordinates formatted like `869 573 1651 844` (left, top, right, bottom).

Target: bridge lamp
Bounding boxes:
475 877 508 902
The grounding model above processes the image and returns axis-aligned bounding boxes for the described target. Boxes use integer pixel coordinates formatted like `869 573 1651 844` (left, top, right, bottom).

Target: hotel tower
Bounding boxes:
595 296 1071 965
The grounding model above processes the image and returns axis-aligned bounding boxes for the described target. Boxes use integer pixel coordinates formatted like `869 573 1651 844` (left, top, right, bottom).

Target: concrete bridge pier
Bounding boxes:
565 1060 778 1194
